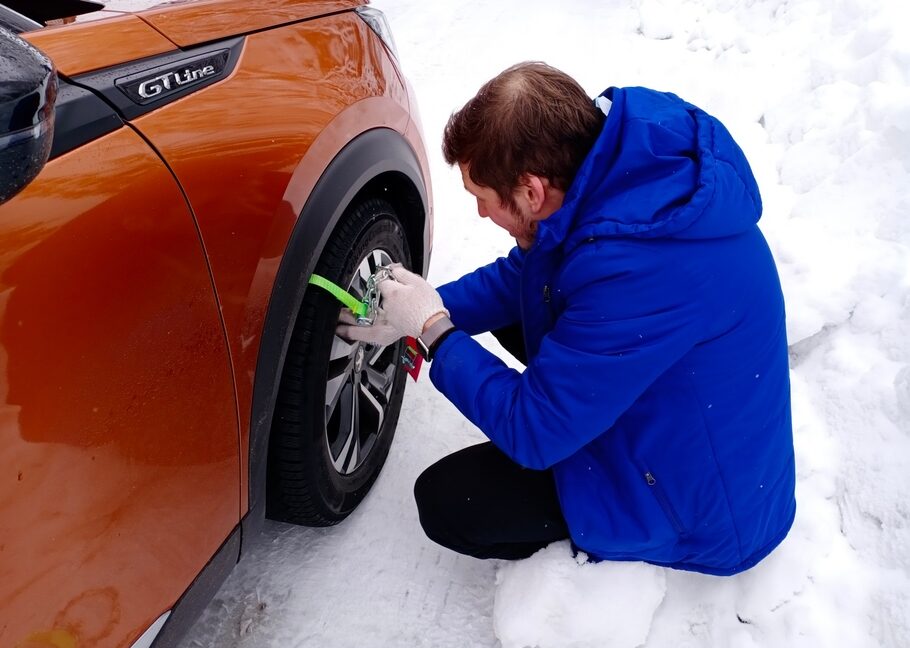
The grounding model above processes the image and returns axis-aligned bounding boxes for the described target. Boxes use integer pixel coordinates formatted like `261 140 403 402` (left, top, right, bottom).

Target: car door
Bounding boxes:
0 89 240 647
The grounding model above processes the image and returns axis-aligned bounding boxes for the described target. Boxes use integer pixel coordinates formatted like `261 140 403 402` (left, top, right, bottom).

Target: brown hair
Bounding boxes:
442 61 604 211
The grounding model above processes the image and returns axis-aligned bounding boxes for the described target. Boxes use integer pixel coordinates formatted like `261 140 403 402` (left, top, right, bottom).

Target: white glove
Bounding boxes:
335 266 448 344
335 309 402 346
381 265 449 338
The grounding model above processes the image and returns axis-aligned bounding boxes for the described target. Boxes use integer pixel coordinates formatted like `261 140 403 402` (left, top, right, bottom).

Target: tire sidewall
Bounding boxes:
271 199 411 524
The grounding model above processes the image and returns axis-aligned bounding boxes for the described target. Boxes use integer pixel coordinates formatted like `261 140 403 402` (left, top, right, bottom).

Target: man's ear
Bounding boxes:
519 174 548 214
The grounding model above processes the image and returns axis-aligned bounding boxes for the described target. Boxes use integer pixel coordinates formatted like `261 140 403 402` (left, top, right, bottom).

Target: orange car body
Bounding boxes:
0 2 431 646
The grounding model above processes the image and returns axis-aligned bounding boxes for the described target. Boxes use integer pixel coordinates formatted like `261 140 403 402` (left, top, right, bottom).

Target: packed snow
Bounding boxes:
179 0 910 646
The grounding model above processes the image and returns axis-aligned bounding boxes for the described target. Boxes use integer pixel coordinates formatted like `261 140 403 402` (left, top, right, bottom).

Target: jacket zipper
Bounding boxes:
644 471 686 535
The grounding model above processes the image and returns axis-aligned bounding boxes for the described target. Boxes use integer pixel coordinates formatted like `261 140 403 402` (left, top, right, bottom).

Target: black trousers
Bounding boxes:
413 325 570 559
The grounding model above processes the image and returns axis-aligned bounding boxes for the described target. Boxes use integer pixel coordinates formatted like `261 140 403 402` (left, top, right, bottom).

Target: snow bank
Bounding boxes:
493 543 666 648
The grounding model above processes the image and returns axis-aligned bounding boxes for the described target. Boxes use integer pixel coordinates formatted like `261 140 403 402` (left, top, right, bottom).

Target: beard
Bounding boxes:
510 203 539 250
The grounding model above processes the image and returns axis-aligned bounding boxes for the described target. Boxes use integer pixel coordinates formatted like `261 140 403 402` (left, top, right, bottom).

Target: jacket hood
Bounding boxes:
535 87 763 252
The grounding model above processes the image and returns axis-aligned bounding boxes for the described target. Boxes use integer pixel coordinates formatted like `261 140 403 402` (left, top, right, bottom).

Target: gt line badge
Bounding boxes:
138 65 217 99
116 50 230 105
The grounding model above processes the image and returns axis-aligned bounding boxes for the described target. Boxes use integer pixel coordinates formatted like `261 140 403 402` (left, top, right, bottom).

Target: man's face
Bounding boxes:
459 164 538 250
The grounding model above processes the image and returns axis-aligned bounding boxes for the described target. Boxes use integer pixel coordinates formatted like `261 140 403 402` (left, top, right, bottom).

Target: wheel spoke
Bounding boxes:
341 385 361 473
325 356 355 417
325 371 349 422
328 336 356 379
327 353 354 381
356 263 371 295
326 333 359 420
367 250 379 275
364 364 395 399
359 381 385 433
366 341 390 365
343 431 361 474
331 378 360 473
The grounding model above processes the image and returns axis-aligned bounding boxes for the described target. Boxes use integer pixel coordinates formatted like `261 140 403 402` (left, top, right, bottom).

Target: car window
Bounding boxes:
2 1 105 25
0 5 42 32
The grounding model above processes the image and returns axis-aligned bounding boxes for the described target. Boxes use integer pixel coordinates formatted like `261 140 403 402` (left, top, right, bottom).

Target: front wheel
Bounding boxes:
267 198 411 526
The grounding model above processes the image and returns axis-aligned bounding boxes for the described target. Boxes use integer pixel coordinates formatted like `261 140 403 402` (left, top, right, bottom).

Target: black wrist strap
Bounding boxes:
425 326 457 361
417 316 455 361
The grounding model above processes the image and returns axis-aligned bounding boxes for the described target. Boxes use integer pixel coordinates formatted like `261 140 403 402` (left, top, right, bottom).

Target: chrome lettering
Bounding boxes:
136 64 217 99
137 73 172 99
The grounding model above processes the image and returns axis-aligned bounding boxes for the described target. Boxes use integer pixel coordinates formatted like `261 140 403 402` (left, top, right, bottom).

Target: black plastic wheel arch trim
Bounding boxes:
243 127 428 540
70 37 244 121
49 76 124 160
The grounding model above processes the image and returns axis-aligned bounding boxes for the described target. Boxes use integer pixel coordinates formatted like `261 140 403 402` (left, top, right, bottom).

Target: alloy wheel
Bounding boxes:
324 249 399 475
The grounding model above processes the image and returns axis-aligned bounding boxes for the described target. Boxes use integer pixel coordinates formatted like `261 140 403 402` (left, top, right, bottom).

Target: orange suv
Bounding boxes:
0 2 432 646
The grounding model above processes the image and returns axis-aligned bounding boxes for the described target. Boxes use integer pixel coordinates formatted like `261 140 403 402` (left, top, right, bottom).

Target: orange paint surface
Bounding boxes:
140 0 365 47
0 128 239 648
23 15 176 76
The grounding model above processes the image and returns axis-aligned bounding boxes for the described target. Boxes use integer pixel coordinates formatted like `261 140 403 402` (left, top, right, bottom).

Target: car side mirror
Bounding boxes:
0 26 57 205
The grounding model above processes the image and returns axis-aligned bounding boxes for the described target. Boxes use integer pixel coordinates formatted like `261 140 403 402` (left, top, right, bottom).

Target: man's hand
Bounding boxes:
381 265 449 337
335 265 448 344
335 309 402 346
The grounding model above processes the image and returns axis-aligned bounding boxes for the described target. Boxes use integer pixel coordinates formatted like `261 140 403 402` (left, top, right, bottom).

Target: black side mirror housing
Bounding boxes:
0 26 57 205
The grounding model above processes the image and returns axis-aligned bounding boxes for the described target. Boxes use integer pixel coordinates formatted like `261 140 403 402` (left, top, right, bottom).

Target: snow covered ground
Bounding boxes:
178 0 910 646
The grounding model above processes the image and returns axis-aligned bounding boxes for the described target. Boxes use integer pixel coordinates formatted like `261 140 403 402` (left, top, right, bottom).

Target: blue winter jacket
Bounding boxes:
431 86 796 575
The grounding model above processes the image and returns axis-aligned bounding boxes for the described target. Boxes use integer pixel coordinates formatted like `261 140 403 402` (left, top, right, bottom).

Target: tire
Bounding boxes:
267 198 411 526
